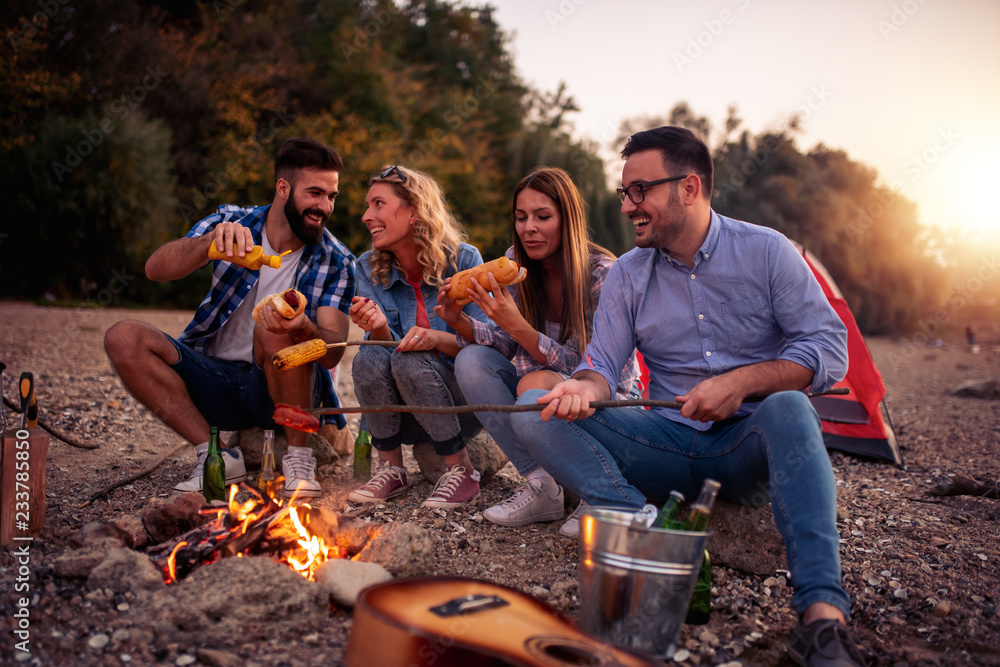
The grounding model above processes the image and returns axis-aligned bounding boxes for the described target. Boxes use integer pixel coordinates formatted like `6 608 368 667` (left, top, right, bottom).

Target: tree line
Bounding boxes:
2 0 994 337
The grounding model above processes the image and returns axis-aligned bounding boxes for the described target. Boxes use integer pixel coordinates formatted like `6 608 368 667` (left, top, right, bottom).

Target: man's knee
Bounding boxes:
105 320 155 360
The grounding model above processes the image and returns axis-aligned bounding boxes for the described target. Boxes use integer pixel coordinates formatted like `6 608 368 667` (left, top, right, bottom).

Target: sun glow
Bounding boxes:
923 142 1000 240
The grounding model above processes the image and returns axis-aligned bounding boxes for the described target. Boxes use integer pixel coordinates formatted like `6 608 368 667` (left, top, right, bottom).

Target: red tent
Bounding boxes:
634 242 901 466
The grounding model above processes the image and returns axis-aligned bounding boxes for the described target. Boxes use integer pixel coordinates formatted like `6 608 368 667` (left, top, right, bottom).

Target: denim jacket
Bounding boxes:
355 243 489 367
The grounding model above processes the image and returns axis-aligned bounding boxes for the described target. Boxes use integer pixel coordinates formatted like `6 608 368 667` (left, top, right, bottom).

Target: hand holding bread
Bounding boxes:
446 257 526 307
252 288 306 323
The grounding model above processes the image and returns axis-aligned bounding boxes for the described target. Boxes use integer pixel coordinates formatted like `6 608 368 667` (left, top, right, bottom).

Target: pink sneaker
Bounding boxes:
347 466 409 503
422 465 480 509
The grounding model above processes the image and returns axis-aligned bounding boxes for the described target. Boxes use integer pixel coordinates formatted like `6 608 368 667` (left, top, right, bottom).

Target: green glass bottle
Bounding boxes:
686 549 712 624
683 478 720 625
353 429 372 482
257 429 276 497
203 426 226 502
651 490 686 529
682 478 721 532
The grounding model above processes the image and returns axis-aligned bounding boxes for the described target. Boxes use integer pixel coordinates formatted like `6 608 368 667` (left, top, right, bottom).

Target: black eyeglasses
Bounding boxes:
616 175 688 204
378 165 407 184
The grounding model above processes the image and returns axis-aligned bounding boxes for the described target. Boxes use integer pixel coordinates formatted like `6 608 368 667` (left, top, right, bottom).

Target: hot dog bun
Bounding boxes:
447 257 527 307
252 288 306 323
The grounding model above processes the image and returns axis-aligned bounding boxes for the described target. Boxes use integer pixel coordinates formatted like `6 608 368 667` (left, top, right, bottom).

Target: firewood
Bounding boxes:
927 474 1000 499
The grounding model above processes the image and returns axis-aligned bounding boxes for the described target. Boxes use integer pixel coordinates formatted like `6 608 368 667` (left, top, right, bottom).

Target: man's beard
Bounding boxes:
285 197 327 245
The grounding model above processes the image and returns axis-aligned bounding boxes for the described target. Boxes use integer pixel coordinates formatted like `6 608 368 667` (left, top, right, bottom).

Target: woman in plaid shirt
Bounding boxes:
445 167 640 536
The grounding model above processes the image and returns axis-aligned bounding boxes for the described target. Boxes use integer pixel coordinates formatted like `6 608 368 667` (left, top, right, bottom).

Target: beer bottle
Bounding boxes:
258 429 276 497
650 490 686 529
353 429 372 482
682 478 720 625
686 550 712 624
203 426 226 502
682 478 721 531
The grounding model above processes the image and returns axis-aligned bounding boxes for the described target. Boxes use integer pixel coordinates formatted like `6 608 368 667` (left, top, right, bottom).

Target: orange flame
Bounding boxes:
166 540 188 584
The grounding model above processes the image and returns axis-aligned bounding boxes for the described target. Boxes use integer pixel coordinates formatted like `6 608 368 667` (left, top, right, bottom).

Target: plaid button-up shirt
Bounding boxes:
458 249 641 399
178 204 355 351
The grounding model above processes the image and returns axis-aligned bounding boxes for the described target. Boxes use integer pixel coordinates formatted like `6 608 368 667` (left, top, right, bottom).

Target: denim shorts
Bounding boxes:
167 335 290 431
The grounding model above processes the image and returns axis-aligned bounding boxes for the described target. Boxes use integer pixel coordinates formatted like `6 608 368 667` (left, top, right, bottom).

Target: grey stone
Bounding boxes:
230 427 339 469
315 559 392 606
411 430 508 484
70 521 129 548
355 522 437 577
951 378 1000 399
87 548 165 596
706 500 786 576
52 538 124 579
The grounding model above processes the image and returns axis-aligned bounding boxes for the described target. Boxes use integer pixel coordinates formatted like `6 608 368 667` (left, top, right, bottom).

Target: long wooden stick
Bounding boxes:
325 340 399 349
81 442 190 506
3 395 100 450
297 388 849 416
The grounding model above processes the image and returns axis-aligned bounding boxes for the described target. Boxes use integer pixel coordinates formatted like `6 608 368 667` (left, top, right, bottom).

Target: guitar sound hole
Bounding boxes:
525 636 611 666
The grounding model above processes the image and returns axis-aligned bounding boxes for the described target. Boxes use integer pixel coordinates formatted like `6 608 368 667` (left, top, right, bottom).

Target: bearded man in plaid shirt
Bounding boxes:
105 137 354 499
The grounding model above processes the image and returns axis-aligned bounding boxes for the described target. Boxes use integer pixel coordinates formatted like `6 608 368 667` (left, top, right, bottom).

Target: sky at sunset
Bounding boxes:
486 0 1000 239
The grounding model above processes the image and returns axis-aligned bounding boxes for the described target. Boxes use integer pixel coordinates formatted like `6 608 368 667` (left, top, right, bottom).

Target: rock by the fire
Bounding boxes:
315 559 392 606
951 378 1000 399
112 513 150 549
137 556 327 648
142 492 213 544
70 520 131 548
87 547 164 596
52 537 125 579
354 522 437 577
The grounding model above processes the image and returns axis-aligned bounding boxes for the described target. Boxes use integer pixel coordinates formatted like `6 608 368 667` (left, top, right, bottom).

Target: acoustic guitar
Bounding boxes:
344 576 660 667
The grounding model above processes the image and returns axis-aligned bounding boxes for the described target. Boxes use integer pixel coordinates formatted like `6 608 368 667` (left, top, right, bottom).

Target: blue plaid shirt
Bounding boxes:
176 205 355 429
178 205 355 350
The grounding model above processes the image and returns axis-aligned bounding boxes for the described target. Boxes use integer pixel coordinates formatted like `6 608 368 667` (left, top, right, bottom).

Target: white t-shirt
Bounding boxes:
208 231 304 362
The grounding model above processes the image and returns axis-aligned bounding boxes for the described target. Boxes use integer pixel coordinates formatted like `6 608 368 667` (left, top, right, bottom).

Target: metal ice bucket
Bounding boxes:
577 507 709 659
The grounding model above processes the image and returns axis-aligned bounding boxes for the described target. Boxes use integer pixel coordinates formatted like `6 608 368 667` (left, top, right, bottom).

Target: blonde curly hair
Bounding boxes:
367 165 467 288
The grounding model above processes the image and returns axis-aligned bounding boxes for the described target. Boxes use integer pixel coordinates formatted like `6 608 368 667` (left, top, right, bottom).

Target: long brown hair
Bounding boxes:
367 165 467 288
511 167 615 352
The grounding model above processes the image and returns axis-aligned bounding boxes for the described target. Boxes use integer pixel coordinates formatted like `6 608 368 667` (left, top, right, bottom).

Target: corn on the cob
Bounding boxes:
272 338 328 370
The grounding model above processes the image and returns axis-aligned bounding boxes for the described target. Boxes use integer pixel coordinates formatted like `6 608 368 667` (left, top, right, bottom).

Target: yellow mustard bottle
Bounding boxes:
207 243 283 270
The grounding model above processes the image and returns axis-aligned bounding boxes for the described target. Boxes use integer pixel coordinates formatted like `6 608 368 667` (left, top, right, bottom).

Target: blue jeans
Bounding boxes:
352 346 481 456
510 389 850 618
454 345 536 474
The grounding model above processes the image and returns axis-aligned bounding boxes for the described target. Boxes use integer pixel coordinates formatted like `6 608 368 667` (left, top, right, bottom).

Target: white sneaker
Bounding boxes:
173 444 246 492
559 500 590 538
484 477 565 527
282 446 321 499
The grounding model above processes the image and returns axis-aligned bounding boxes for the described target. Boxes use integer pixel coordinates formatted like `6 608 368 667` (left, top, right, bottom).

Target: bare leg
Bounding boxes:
378 447 405 468
104 320 208 444
443 449 474 471
254 325 315 448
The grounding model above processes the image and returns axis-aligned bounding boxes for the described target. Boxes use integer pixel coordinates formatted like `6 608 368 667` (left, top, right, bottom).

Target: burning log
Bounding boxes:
146 484 343 584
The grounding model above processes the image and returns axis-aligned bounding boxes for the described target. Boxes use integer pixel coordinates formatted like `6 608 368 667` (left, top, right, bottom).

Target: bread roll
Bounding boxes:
447 257 527 307
252 288 306 323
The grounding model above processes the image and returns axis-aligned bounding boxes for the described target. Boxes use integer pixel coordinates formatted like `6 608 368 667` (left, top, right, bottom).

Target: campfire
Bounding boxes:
146 482 345 584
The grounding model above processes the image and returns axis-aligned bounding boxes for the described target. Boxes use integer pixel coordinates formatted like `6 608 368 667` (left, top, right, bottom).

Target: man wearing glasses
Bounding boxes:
104 137 354 500
511 127 868 665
